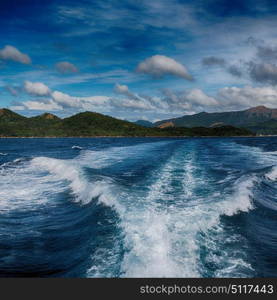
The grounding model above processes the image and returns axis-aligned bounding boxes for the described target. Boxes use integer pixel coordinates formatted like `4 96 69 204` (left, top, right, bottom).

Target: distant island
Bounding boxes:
0 108 256 138
152 105 277 135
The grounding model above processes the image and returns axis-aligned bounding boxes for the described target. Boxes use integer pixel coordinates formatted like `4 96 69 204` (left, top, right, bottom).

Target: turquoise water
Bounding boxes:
0 137 276 277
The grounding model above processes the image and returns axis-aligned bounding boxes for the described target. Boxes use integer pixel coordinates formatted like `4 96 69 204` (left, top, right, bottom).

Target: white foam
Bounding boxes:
219 142 277 166
72 145 83 150
0 152 7 156
217 176 254 216
0 159 65 212
0 140 259 277
78 141 171 169
31 157 117 206
265 166 277 181
0 142 170 215
265 151 277 156
114 152 256 278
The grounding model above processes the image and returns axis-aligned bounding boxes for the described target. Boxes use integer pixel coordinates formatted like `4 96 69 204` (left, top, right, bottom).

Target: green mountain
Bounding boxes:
0 108 26 122
0 108 254 137
246 119 277 135
61 111 156 136
155 106 277 134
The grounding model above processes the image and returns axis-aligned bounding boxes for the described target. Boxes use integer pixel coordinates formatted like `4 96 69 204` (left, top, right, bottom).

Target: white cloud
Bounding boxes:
185 89 218 106
114 83 140 101
55 61 78 73
248 62 277 85
20 80 111 111
15 79 277 116
23 100 62 111
113 83 157 110
111 98 155 110
136 55 193 80
51 90 110 110
0 45 31 64
114 83 129 94
161 88 218 113
113 84 217 113
9 105 25 111
217 85 277 108
51 90 78 107
24 81 51 96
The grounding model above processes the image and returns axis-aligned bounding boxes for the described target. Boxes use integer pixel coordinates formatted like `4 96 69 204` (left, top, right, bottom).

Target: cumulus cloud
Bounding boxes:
136 55 193 80
18 81 213 114
256 45 277 62
236 40 277 84
248 62 277 85
22 81 110 111
0 45 31 64
15 78 277 117
111 98 155 110
24 81 51 96
50 90 110 110
202 56 243 78
113 83 156 110
55 61 78 73
19 90 110 112
159 85 277 113
114 83 141 101
185 89 218 106
114 83 129 94
227 65 243 77
217 85 277 108
51 90 78 108
202 56 226 67
215 39 277 84
23 99 63 111
161 88 218 113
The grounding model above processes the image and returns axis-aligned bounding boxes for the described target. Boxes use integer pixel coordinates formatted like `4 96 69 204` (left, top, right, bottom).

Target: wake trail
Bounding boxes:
115 143 256 277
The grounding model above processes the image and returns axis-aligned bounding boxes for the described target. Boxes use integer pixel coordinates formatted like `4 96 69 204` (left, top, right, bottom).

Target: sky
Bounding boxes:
1 0 277 121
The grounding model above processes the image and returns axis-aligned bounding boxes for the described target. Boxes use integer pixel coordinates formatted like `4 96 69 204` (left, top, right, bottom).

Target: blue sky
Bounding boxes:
1 0 277 121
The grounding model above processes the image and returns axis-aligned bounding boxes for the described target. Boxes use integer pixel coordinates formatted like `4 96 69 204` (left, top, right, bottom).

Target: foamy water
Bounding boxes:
0 137 276 277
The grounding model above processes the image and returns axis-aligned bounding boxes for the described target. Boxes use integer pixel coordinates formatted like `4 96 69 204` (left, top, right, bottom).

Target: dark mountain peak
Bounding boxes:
246 105 271 113
0 108 26 120
39 113 60 120
68 111 101 118
245 106 277 119
0 108 14 115
197 111 208 115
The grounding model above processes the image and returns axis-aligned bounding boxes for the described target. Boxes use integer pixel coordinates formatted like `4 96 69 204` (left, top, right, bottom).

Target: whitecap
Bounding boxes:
72 145 83 150
265 166 277 181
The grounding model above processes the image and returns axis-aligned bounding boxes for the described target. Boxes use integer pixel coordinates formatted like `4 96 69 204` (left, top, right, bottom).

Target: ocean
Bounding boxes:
0 137 276 278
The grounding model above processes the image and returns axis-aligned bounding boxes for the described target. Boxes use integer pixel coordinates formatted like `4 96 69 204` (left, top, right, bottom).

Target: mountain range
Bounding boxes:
0 108 253 137
152 106 277 135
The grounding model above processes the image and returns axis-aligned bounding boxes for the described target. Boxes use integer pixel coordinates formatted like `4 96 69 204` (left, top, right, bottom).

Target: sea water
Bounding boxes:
0 137 276 277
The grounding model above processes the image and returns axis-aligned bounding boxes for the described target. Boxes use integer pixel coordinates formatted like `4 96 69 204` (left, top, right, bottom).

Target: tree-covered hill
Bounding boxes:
155 106 277 134
0 108 254 137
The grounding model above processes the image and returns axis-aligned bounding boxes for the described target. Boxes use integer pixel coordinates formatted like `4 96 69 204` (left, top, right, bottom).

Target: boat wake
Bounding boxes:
0 138 276 277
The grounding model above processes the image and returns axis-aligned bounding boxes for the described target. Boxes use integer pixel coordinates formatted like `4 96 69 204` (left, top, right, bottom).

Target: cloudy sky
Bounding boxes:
1 0 277 121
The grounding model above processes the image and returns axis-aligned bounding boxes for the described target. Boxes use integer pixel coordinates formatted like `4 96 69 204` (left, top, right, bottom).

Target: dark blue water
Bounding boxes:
0 137 276 277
